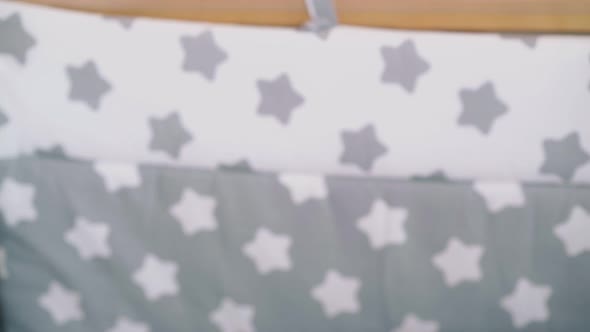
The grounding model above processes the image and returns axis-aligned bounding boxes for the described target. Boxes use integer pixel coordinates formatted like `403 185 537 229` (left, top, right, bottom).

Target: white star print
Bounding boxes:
432 237 484 287
243 227 292 275
64 217 111 260
500 278 552 328
278 173 327 204
38 281 84 325
133 254 179 301
311 270 361 318
357 199 408 250
170 189 218 236
209 297 256 332
0 178 37 226
554 206 590 256
392 314 439 332
94 162 141 192
0 246 7 279
106 317 150 332
473 181 525 213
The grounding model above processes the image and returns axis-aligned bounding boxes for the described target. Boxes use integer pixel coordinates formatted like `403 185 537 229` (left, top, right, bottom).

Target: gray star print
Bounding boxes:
66 61 112 110
103 15 134 29
34 145 72 161
458 82 508 134
180 31 227 81
540 132 590 182
381 40 430 93
218 160 254 173
412 170 449 183
257 73 304 125
501 34 538 48
340 124 387 171
0 13 36 64
149 112 193 159
0 108 7 127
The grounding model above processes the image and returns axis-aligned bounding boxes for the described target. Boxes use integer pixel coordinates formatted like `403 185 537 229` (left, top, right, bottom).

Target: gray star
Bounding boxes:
381 40 430 93
257 73 304 125
0 108 7 127
180 31 227 80
218 159 254 173
34 145 73 161
0 13 36 64
458 82 508 134
411 170 449 183
501 34 538 48
66 61 112 110
340 124 388 171
149 112 193 159
103 15 135 29
540 132 590 182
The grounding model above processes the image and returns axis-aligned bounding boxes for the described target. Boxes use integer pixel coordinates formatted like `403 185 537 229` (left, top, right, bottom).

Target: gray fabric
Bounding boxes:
1 156 589 332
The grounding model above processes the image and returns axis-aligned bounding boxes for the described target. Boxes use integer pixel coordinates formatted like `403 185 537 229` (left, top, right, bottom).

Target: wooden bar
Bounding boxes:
18 0 590 33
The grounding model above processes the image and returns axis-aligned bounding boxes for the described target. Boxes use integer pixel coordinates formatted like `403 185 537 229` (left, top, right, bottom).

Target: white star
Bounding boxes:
0 178 37 226
500 278 552 328
170 189 218 235
311 269 361 318
473 181 525 213
432 237 484 287
133 254 179 301
0 246 8 279
357 199 408 250
278 173 327 204
209 297 256 332
38 281 84 325
392 314 439 332
554 206 590 256
106 317 150 332
64 217 111 260
94 162 141 192
243 228 292 275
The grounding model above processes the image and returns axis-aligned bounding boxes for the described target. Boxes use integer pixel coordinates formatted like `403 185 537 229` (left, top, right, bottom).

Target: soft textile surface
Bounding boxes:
1 1 590 332
1 157 590 332
1 1 590 182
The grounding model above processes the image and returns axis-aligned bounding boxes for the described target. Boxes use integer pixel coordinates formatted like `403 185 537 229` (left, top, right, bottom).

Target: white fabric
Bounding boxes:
1 1 589 183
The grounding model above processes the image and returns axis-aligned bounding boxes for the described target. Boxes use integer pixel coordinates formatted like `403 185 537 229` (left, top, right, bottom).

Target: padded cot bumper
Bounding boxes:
1 2 590 183
1 1 590 332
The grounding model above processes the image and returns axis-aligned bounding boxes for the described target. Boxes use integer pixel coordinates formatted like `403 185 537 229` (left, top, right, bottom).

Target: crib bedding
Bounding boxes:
1 156 589 332
1 2 590 183
1 1 590 332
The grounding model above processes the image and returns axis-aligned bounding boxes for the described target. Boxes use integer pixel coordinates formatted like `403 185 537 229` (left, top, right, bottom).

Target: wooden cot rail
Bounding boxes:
18 0 590 33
